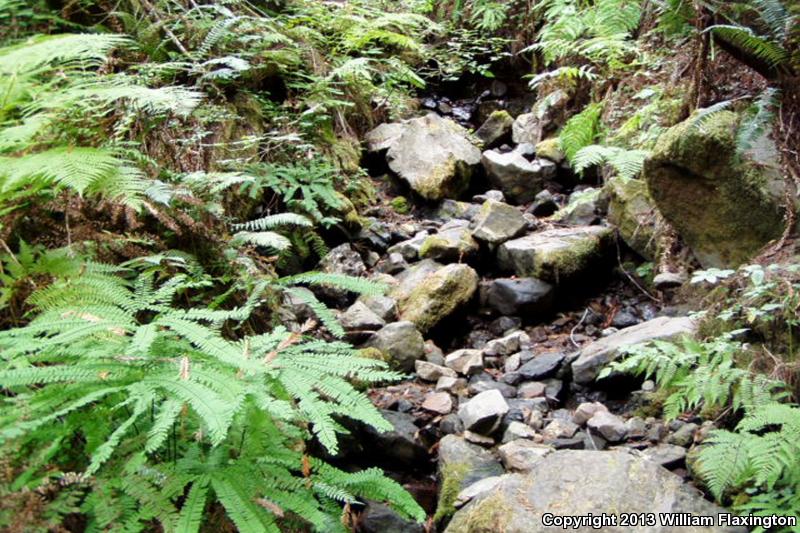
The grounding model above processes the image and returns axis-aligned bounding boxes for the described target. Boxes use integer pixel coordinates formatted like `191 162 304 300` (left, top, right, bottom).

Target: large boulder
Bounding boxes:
446 450 745 532
497 226 614 284
365 113 481 201
605 176 664 261
571 315 697 384
644 110 786 267
479 277 555 318
481 148 557 204
392 263 479 333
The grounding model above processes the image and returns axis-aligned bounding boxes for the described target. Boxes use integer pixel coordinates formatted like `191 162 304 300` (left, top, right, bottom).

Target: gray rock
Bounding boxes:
572 316 697 384
517 381 547 399
468 378 517 398
586 411 627 443
669 422 699 447
501 421 539 443
572 402 608 426
423 340 446 365
440 413 464 435
454 476 503 509
366 321 425 372
340 301 385 331
387 231 430 261
318 243 365 277
471 200 527 245
625 416 648 439
436 435 503 519
433 199 482 222
483 331 530 357
497 226 613 283
445 349 484 376
379 252 408 275
472 189 505 203
359 501 424 533
474 110 513 147
464 431 495 446
363 410 426 467
481 148 557 204
544 378 564 401
367 113 481 201
542 419 579 440
458 389 510 435
446 450 746 533
511 90 570 145
642 444 687 469
419 220 479 262
498 440 553 472
480 277 555 317
605 176 664 261
415 360 456 382
654 271 688 290
436 375 464 393
517 352 564 380
358 294 398 322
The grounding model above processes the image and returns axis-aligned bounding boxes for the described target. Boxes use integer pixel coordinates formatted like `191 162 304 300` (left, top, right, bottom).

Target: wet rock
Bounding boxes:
572 401 608 426
517 352 564 381
497 226 613 283
586 411 627 443
365 321 425 372
422 392 454 415
415 360 456 382
435 435 503 522
363 410 426 467
471 200 527 245
571 315 697 384
366 114 481 201
458 389 510 435
643 444 687 469
446 450 746 533
498 440 553 472
393 263 479 333
611 309 639 328
475 110 513 147
481 148 557 204
645 110 787 267
387 231 429 262
340 301 385 331
419 220 479 262
358 501 424 533
445 349 484 376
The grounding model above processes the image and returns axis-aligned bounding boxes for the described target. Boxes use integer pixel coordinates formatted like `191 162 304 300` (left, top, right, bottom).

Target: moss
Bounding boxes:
389 196 410 214
534 229 613 282
358 347 388 362
418 236 449 259
433 462 469 523
535 137 565 163
399 264 478 333
445 492 512 533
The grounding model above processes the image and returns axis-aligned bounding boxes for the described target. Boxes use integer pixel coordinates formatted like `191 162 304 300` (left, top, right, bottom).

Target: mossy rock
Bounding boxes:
390 196 410 214
534 137 565 163
605 177 663 261
396 263 479 333
644 110 786 267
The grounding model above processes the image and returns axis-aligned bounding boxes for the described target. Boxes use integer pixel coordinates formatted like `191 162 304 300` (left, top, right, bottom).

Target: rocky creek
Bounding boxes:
283 88 765 533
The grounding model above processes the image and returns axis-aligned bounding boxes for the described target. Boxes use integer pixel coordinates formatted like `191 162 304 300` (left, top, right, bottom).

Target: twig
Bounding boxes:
570 308 589 348
139 0 190 56
615 237 661 303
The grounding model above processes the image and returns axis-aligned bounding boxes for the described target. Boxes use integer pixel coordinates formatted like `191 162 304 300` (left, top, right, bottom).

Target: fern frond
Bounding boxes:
709 24 789 68
231 213 313 232
0 33 131 75
560 102 604 163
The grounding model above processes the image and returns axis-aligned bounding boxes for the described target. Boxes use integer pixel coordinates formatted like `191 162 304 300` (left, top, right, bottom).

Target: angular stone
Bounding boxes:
359 501 424 533
446 450 746 533
501 421 539 443
387 231 430 262
436 375 465 393
415 360 456 382
458 389 510 435
480 277 554 317
471 200 527 245
517 352 564 381
587 411 627 443
642 444 687 469
605 176 663 261
445 349 484 376
340 301 385 331
358 294 398 322
365 321 425 372
511 90 570 145
423 392 454 415
481 148 557 204
542 419 579 440
498 440 553 472
483 331 530 357
534 138 565 163
393 263 479 333
517 381 547 399
363 410 426 467
497 226 614 283
367 113 481 201
571 316 697 384
454 476 503 509
419 220 479 262
475 110 513 147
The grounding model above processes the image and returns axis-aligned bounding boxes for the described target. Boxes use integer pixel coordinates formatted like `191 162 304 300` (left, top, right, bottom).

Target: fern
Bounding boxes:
0 33 131 75
572 144 649 179
736 88 780 154
709 24 789 68
559 102 604 164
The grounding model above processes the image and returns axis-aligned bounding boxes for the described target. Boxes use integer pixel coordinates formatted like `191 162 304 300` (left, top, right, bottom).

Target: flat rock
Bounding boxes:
419 220 479 262
481 148 557 204
340 301 385 331
471 200 527 245
517 352 564 380
415 360 456 382
642 443 687 469
445 349 484 376
586 411 627 443
479 277 555 317
498 440 553 472
422 392 454 415
454 476 503 509
571 315 697 384
497 226 614 283
365 321 425 372
446 450 747 532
